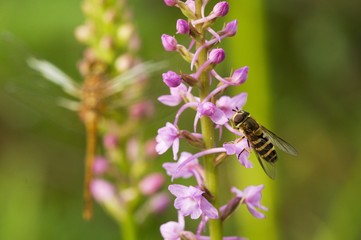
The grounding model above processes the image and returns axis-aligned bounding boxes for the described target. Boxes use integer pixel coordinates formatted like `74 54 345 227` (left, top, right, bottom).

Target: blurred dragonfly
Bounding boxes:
28 57 164 219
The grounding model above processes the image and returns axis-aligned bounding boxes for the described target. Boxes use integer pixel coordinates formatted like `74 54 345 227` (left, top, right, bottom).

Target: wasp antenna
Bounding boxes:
232 107 239 112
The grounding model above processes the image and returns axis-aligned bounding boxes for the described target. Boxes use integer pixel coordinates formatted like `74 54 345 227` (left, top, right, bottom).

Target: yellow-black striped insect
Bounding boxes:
230 109 298 179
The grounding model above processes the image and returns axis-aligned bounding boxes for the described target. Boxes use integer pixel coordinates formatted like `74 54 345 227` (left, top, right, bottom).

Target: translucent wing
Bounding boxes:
254 150 276 179
261 126 298 156
28 58 80 97
106 61 167 96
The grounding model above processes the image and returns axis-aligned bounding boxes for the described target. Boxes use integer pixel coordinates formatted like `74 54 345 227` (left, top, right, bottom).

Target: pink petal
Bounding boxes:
168 184 188 197
210 108 228 125
158 95 182 106
200 197 219 219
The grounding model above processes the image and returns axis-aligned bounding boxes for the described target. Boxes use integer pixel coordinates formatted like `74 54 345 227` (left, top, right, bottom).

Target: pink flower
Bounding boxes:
163 152 202 180
160 213 185 240
158 83 188 107
217 92 247 118
156 122 180 160
231 185 268 219
168 184 218 219
197 102 228 125
223 138 252 168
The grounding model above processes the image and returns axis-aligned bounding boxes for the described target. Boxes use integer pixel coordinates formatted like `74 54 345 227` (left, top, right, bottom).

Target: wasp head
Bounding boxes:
231 109 250 129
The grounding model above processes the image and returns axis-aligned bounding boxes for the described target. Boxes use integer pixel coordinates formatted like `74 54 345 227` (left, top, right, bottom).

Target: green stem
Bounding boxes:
120 209 137 240
195 0 222 239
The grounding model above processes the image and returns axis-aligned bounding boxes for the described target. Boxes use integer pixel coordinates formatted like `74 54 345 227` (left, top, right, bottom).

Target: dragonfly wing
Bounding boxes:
28 58 80 97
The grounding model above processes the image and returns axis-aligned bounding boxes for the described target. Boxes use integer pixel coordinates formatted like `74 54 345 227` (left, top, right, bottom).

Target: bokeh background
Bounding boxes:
0 0 360 239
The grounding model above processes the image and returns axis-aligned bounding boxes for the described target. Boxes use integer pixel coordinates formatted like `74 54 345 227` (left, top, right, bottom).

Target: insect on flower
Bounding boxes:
230 108 298 179
28 58 163 219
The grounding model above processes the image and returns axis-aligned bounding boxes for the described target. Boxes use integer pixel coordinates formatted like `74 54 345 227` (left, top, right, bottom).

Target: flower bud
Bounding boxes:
117 23 134 44
103 134 118 149
139 173 165 196
148 193 170 214
129 100 155 119
208 48 225 64
93 156 109 175
162 70 182 87
176 19 190 34
161 34 177 51
115 54 133 72
145 139 158 159
164 0 177 6
91 179 116 203
231 66 248 85
213 1 229 17
224 20 238 36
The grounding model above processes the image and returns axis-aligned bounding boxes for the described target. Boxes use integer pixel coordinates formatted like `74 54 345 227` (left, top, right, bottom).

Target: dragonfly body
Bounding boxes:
79 76 104 220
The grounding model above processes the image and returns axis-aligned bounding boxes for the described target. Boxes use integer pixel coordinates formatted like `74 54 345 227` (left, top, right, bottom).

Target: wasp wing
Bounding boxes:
254 150 276 179
261 126 298 156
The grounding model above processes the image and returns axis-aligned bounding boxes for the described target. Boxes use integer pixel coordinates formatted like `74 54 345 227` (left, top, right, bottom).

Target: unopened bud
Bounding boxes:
213 1 229 17
208 48 225 64
161 34 177 51
162 70 182 88
139 173 165 196
176 19 190 34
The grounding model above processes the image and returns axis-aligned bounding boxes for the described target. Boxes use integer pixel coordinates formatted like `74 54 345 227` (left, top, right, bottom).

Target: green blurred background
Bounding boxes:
1 0 361 239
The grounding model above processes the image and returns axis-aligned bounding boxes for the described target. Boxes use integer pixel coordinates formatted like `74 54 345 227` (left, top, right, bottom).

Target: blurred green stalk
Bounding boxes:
227 0 278 239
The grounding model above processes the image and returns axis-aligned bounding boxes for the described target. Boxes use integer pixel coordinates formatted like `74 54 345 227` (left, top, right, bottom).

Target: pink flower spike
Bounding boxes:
176 19 190 34
163 70 182 87
231 185 268 219
155 122 180 160
223 138 252 168
169 184 218 219
161 34 177 51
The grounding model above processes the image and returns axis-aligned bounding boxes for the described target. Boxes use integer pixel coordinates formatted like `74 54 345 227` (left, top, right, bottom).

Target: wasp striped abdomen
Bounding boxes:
250 134 277 163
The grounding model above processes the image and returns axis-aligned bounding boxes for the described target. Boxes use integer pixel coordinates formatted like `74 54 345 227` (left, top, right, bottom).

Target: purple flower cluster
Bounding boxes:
158 0 268 239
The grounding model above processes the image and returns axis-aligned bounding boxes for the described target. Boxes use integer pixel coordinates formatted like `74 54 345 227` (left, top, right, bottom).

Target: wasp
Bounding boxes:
230 109 298 179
